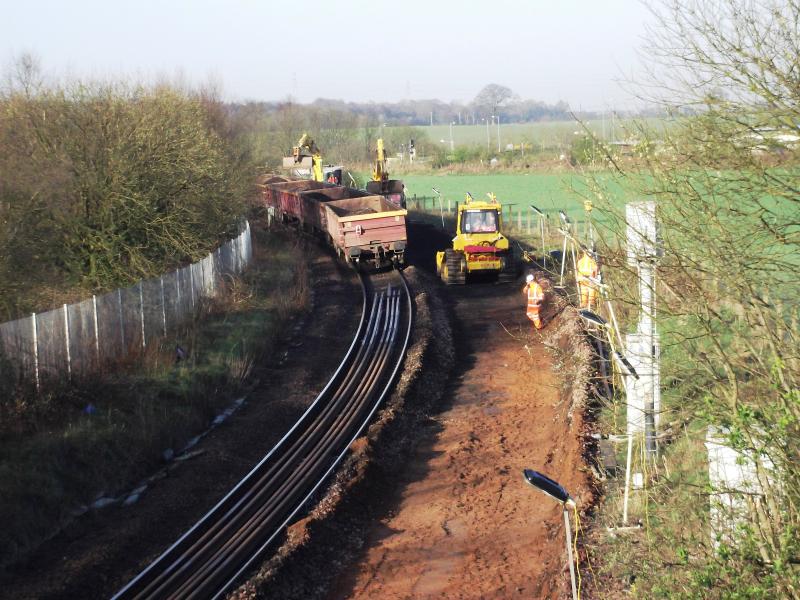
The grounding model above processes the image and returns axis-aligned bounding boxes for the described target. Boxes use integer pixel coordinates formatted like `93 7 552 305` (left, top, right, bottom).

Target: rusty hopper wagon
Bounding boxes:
259 176 407 269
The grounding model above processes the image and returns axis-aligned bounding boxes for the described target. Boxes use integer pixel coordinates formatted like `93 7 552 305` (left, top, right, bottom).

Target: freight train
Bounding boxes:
258 176 408 269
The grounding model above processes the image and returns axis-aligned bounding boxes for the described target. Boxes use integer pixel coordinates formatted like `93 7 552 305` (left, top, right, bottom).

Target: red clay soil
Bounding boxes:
329 277 595 599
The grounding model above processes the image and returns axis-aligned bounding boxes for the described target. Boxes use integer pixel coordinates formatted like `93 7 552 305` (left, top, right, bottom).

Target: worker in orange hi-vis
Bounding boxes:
523 274 545 330
576 251 599 310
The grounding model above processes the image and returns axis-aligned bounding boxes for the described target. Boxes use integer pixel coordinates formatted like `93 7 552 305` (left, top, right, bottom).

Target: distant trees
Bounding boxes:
0 61 252 318
231 87 580 131
472 83 513 116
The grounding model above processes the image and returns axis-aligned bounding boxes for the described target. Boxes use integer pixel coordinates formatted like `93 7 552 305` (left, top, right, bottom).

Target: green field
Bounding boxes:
388 118 665 150
401 173 632 224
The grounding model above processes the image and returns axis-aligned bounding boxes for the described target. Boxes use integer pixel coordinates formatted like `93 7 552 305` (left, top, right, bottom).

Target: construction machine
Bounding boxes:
283 133 343 184
435 193 517 285
365 138 405 207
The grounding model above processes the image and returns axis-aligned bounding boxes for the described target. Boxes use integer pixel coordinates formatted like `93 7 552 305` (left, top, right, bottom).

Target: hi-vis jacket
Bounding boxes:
577 254 598 281
525 281 544 311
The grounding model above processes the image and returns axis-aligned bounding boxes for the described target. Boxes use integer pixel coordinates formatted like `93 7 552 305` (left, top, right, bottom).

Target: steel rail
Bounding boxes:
167 291 393 599
112 269 412 600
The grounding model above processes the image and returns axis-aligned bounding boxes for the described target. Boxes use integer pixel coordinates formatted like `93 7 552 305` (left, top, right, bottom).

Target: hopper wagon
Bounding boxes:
259 176 407 269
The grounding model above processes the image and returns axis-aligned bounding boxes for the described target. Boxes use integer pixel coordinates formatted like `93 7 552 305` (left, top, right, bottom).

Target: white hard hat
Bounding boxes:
526 274 534 283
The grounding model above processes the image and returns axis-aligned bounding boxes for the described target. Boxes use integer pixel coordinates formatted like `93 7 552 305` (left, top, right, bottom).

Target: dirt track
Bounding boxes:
329 247 594 599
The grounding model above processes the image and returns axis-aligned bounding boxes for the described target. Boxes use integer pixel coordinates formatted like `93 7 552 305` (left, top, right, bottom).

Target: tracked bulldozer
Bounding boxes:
436 193 517 285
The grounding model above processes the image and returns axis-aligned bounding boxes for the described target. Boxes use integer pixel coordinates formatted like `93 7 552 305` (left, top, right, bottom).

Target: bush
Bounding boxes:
0 73 252 319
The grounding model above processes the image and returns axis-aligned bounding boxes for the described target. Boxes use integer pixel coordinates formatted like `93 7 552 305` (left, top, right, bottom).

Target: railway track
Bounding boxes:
112 269 412 600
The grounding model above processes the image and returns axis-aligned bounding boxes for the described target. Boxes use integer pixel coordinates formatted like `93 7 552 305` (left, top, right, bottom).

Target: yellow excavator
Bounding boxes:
436 193 517 284
283 133 343 184
365 138 406 207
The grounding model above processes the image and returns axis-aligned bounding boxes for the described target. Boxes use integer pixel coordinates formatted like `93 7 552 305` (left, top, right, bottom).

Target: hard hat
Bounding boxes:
526 274 534 283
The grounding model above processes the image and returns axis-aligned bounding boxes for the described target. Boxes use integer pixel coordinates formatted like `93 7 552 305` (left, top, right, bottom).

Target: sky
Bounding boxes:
1 0 654 110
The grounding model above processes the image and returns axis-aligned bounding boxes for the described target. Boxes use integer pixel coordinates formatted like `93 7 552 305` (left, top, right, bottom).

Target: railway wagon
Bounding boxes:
324 196 407 267
259 177 407 269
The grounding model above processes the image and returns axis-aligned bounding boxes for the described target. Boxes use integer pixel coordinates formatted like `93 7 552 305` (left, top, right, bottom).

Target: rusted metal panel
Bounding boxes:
325 196 408 255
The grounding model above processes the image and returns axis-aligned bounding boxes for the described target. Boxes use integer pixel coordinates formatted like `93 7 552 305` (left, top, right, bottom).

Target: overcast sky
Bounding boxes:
2 0 654 109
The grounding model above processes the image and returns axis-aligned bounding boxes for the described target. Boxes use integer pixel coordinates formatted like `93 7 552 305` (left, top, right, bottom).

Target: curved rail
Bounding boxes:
112 269 412 600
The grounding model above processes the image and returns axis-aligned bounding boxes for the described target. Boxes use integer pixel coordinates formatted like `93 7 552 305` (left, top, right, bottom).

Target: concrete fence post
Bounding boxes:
200 258 207 298
160 276 167 336
92 294 100 365
63 303 71 379
32 312 40 392
189 266 195 309
139 282 146 349
175 269 181 317
118 288 125 351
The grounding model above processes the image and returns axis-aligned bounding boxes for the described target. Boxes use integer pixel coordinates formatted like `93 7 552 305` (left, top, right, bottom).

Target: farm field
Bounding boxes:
401 172 633 224
388 117 667 150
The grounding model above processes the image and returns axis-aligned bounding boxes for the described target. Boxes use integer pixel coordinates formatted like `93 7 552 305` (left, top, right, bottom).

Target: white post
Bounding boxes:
189 266 195 309
563 506 578 600
92 294 100 365
626 201 661 457
32 312 40 392
200 258 207 298
622 433 633 525
63 303 71 378
176 269 181 315
160 276 167 336
540 217 547 269
139 282 146 349
117 288 125 350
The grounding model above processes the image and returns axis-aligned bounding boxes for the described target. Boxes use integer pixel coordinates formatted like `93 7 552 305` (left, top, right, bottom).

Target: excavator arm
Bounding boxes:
372 138 388 185
287 133 324 182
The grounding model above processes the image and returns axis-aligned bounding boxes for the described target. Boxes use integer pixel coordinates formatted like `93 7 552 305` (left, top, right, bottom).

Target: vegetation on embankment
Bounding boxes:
568 1 800 597
0 227 310 572
0 59 254 320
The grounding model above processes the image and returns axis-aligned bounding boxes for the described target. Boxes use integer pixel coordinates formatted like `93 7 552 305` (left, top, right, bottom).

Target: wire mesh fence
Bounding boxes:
406 194 594 248
0 222 253 390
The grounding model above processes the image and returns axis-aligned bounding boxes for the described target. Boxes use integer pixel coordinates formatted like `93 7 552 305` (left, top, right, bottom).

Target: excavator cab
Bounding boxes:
283 133 343 183
365 138 406 208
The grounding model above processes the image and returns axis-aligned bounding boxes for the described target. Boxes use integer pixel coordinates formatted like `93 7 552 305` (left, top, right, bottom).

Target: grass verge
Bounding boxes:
0 226 309 571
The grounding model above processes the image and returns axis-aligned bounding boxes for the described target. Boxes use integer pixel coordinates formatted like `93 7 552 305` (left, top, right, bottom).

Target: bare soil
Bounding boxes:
238 220 597 600
329 269 595 599
0 220 597 600
0 237 361 600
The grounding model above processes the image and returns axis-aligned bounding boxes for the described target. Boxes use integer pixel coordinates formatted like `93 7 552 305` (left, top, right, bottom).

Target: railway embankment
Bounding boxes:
234 265 455 599
0 228 361 599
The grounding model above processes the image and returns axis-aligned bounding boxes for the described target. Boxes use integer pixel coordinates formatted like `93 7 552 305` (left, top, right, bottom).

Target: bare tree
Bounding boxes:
472 83 513 116
583 1 800 595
